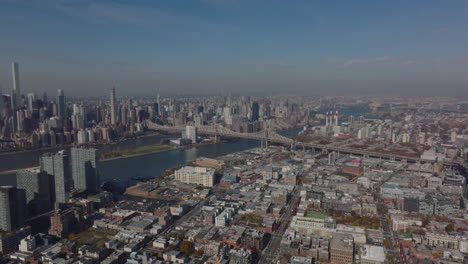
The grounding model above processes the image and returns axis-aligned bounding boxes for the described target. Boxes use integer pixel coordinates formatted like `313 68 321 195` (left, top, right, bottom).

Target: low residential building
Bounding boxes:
290 211 336 236
425 233 460 250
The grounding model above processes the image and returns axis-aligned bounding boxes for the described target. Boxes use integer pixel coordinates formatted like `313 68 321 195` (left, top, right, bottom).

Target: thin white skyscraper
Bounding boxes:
11 62 20 109
110 87 117 125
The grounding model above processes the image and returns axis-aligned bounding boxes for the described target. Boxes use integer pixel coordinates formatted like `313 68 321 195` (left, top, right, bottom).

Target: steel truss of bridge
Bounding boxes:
145 121 466 169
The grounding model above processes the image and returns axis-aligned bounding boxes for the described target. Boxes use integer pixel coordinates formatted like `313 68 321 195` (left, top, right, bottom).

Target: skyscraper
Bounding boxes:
11 62 20 108
185 125 197 143
71 104 85 130
71 147 98 193
57 89 66 119
251 101 259 122
16 168 52 216
156 93 162 117
0 88 4 120
40 150 71 206
110 87 117 125
0 186 25 232
27 93 35 112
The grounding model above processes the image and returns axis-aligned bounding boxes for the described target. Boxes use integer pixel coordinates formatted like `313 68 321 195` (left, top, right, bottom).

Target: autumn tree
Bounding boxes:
180 240 194 255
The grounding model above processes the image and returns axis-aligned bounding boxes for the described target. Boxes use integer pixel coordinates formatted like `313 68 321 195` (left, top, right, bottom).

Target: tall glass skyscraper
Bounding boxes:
71 147 99 193
11 62 20 109
16 167 52 216
251 101 260 122
57 89 66 119
110 87 117 125
40 150 71 206
0 186 25 231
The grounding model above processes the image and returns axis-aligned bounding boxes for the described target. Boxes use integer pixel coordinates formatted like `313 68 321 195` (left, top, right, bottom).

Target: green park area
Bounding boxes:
100 144 174 160
305 211 329 219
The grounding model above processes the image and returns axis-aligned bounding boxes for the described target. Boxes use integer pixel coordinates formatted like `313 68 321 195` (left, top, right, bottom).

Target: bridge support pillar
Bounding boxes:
328 151 336 165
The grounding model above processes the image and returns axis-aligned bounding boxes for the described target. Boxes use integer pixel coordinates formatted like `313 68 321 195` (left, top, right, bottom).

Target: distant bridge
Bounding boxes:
145 121 466 168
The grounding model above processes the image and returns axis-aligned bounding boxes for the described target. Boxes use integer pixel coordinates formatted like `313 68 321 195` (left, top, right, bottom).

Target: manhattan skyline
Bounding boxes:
1 0 468 96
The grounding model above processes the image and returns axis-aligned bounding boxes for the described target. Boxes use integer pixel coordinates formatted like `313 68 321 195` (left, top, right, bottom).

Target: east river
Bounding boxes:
0 129 300 186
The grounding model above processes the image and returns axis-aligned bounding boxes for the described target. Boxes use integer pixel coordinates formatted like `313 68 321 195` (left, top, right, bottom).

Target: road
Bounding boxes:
158 194 214 236
259 186 301 264
375 174 401 264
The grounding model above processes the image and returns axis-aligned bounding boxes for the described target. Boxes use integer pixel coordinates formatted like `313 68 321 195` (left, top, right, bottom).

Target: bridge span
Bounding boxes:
145 121 465 168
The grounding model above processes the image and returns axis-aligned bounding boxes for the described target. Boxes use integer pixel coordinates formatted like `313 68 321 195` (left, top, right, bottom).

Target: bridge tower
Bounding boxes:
291 142 295 152
265 129 269 148
261 127 269 149
328 151 336 165
214 125 221 143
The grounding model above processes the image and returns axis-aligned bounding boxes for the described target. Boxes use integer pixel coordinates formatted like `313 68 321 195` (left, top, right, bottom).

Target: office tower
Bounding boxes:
42 92 48 104
0 90 3 119
40 151 71 206
153 103 159 117
71 104 84 130
11 62 20 108
16 110 25 132
110 87 117 125
57 89 66 119
27 93 35 112
185 125 197 143
224 107 232 125
156 93 162 117
16 168 52 216
121 106 128 124
0 186 26 232
251 101 259 122
71 147 98 193
10 91 18 134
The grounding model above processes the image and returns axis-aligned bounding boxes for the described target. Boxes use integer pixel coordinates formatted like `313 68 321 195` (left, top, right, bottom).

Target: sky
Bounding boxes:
0 0 468 96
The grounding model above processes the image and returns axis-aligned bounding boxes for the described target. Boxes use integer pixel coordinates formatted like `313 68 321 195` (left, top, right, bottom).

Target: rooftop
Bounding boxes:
360 245 385 262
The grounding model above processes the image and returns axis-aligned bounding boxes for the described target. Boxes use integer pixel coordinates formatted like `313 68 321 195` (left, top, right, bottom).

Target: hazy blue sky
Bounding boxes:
1 0 468 96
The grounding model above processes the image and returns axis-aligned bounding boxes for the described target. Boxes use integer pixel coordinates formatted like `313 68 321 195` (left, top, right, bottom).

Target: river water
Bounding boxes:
0 129 300 186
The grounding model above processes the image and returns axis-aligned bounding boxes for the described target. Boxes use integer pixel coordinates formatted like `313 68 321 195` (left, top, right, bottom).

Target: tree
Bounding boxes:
445 223 455 233
156 252 163 260
180 240 194 255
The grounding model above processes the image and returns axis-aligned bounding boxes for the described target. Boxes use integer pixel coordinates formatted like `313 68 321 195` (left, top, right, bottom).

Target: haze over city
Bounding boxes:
1 0 468 96
1 1 468 264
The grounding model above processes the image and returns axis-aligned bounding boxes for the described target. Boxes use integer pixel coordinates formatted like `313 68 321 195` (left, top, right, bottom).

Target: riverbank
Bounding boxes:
0 131 163 156
0 128 301 186
99 141 222 162
100 144 175 161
